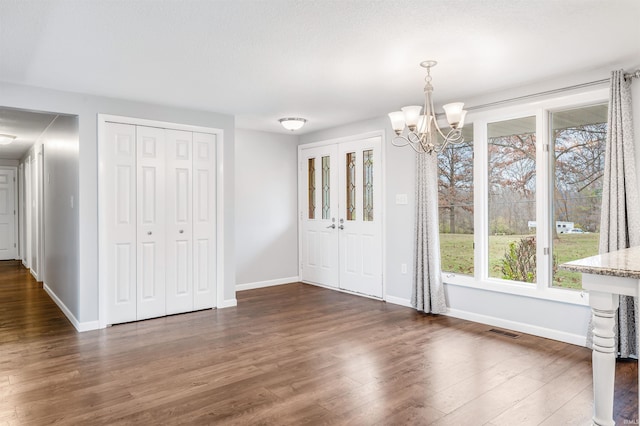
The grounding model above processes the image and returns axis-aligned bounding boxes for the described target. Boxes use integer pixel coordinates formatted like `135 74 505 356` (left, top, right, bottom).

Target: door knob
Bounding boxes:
147 231 152 235
338 225 344 230
326 224 336 229
179 229 184 234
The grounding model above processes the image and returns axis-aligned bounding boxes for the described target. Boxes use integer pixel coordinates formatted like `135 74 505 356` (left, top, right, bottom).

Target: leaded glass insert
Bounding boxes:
321 156 330 219
346 152 356 220
363 150 373 221
308 158 316 219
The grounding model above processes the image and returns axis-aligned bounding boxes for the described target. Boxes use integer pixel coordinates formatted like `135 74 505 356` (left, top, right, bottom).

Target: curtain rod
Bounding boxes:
626 69 640 80
463 69 640 113
463 79 607 112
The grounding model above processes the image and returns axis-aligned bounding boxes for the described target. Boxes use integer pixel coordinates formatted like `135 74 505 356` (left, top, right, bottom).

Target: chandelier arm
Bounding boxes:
391 135 425 154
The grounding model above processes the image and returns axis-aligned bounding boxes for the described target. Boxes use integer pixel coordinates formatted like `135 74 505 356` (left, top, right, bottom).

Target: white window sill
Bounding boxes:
442 272 590 307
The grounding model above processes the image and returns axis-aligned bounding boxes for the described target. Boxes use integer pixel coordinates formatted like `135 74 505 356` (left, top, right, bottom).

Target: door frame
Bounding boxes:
97 114 225 329
297 130 386 300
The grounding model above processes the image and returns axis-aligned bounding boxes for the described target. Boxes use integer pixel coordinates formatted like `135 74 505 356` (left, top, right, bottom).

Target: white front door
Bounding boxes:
300 145 339 288
0 168 17 260
338 137 383 297
299 135 383 298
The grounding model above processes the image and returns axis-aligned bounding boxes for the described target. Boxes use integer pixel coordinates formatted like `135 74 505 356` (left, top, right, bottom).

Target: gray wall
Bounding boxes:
1 81 236 325
42 115 80 315
235 129 299 286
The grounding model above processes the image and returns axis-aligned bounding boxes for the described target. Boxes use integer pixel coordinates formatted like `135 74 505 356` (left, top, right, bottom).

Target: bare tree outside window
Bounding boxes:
438 127 474 275
487 116 537 281
552 104 607 289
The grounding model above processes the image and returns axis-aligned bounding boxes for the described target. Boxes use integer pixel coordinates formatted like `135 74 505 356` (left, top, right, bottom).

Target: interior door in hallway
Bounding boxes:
338 137 382 298
300 145 339 288
0 168 17 260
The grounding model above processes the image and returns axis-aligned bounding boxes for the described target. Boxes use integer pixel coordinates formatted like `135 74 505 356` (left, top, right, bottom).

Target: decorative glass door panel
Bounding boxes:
300 145 339 288
337 137 382 298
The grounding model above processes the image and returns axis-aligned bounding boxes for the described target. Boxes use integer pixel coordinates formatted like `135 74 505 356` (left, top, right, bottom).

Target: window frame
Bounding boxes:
441 87 608 306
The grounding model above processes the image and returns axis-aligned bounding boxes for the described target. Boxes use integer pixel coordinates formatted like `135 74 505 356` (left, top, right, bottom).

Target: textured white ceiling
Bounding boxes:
0 0 638 135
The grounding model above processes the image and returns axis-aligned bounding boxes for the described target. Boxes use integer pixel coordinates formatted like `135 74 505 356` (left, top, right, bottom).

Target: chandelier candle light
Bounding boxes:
388 60 467 154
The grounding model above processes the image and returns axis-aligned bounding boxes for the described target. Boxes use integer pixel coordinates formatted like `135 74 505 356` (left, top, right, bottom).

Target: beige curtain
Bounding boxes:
598 69 640 357
412 152 446 313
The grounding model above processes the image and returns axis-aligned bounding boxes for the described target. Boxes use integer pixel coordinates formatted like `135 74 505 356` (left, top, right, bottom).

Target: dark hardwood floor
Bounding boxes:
0 260 637 425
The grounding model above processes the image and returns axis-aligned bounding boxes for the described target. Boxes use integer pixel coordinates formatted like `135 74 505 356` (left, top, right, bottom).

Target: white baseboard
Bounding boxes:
445 308 587 347
43 283 100 332
30 269 38 281
385 295 412 308
382 296 586 346
219 298 237 308
236 276 299 292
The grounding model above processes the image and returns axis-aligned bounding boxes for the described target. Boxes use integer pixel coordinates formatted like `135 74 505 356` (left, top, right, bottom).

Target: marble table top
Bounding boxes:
560 245 640 279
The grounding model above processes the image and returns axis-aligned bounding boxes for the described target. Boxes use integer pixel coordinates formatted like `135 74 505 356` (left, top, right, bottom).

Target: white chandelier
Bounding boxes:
388 60 467 154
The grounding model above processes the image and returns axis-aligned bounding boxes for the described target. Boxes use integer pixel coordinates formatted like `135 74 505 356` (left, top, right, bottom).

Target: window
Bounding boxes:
438 127 474 275
437 88 608 301
551 104 607 289
487 116 537 282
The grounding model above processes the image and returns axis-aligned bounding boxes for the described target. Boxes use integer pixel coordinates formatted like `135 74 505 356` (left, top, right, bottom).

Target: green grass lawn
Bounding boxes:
440 232 599 289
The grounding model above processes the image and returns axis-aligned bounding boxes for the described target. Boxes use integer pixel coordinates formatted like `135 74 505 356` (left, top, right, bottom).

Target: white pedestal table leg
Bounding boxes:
589 290 619 426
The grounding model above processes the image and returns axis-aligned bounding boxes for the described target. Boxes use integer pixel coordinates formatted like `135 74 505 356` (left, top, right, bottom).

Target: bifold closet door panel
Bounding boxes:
193 132 216 309
136 126 167 320
103 122 138 324
165 129 194 315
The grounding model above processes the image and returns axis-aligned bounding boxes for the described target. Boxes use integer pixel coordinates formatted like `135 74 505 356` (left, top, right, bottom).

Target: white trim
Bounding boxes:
43 283 100 332
236 276 299 292
385 295 412 308
30 269 38 281
300 130 386 149
220 298 237 308
99 114 221 135
97 114 225 328
445 307 587 347
215 127 225 309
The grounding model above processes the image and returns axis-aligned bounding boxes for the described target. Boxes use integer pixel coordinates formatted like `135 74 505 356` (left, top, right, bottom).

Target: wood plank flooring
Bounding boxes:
0 259 637 425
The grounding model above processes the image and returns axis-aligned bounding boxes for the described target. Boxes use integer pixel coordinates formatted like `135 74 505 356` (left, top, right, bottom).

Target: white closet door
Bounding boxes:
136 126 166 320
104 122 137 324
165 129 194 314
192 132 216 309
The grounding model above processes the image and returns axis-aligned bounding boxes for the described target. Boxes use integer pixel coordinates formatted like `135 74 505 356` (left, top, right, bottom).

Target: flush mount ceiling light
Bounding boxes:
388 60 467 154
279 117 307 131
0 134 16 145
